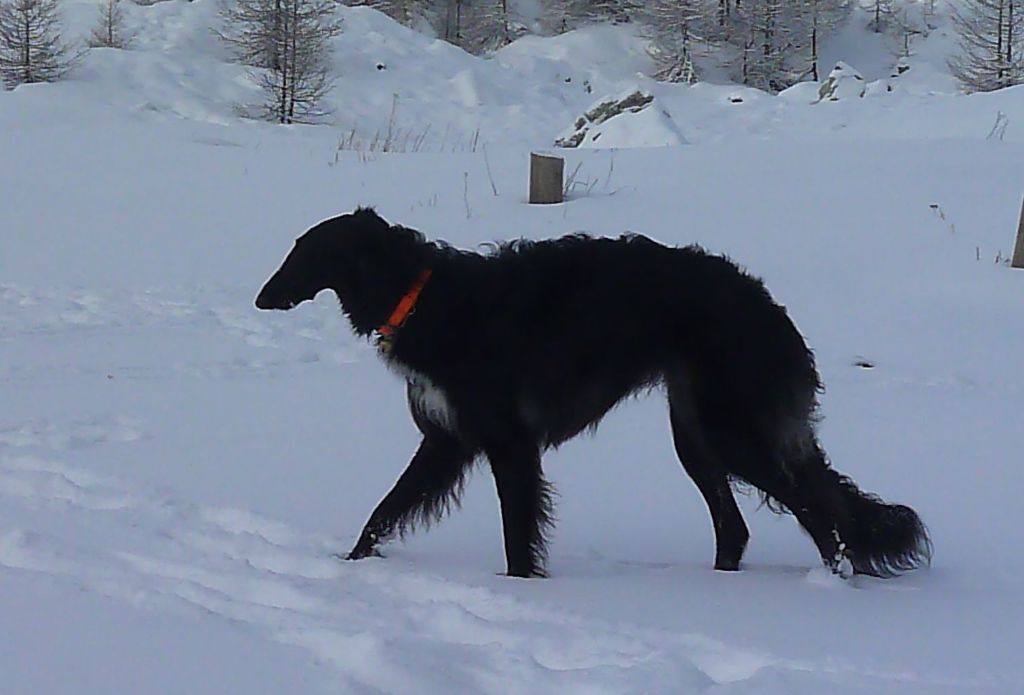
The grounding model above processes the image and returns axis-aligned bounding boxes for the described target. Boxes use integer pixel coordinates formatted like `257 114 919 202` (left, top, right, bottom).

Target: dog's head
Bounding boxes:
256 208 429 333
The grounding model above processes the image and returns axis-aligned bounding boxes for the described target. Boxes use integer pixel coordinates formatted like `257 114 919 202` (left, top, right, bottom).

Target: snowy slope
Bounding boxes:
16 0 1023 149
3 1 1024 693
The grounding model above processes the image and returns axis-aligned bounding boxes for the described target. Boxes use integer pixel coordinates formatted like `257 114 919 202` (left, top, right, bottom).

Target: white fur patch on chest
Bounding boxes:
406 371 455 431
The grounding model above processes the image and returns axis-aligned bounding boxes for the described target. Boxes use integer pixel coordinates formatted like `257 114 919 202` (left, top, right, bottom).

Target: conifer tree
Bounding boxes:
863 0 893 33
0 0 80 88
731 0 797 91
641 0 709 83
350 0 430 27
89 0 134 49
949 0 1024 91
801 0 850 81
539 0 634 34
462 0 520 53
219 0 343 123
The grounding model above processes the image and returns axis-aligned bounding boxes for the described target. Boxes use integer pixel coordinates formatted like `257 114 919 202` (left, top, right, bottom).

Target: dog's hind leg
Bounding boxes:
484 438 555 578
699 422 849 573
667 389 750 571
347 432 475 561
777 435 931 577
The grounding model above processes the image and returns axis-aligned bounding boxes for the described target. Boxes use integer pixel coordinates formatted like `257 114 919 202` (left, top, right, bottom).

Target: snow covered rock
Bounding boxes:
554 88 686 148
864 78 895 97
816 62 866 102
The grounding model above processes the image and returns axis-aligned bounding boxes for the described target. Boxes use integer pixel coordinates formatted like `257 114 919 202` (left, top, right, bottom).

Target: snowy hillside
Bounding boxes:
3 1 1024 693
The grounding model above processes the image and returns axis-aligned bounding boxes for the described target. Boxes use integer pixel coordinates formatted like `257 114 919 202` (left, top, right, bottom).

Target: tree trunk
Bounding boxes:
1008 0 1015 80
811 23 819 81
287 0 297 123
22 17 30 83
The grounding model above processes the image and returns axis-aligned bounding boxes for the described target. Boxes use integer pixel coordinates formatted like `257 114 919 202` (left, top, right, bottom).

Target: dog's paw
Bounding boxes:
503 566 548 579
343 546 383 561
714 552 743 571
833 554 854 580
828 530 854 579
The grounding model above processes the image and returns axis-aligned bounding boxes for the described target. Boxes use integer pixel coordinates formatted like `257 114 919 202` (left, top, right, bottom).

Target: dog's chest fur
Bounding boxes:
383 354 456 432
407 372 455 430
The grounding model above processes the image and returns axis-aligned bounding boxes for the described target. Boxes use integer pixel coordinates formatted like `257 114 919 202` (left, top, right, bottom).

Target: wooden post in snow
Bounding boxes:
1013 195 1024 269
529 153 564 205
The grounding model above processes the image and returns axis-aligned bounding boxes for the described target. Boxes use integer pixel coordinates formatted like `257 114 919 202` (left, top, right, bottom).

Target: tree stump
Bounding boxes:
1013 195 1024 269
529 153 564 204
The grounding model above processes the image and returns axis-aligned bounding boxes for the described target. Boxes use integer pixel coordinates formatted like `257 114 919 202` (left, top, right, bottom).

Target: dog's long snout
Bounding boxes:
254 291 273 310
255 294 294 310
255 281 291 310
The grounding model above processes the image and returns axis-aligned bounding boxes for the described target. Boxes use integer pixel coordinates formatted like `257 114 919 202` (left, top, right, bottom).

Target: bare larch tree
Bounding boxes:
640 0 710 83
862 0 893 33
538 0 635 34
801 0 850 81
0 0 80 89
458 0 520 53
950 0 1024 92
89 0 134 49
220 0 343 123
349 0 429 27
730 0 799 91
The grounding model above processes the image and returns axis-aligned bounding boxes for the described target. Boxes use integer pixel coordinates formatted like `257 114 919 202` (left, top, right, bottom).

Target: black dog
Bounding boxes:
256 208 931 579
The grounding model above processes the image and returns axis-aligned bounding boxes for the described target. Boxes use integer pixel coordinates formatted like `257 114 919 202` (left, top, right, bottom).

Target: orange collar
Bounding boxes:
375 269 432 346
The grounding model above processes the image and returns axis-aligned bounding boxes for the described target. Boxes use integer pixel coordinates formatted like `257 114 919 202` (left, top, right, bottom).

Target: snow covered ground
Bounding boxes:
3 1 1024 692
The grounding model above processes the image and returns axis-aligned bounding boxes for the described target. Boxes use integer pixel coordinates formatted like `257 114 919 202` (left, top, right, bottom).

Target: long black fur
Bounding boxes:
256 208 932 578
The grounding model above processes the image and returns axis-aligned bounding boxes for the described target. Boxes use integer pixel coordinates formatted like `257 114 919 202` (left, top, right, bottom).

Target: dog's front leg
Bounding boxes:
485 439 555 578
347 433 473 560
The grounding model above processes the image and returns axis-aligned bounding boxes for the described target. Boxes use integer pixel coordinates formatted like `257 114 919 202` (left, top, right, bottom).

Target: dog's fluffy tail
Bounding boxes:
834 473 932 577
773 435 932 578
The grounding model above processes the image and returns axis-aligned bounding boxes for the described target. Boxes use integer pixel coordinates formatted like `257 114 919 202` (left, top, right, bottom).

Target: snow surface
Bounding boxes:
3 1 1024 692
